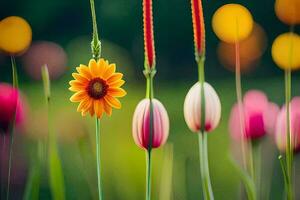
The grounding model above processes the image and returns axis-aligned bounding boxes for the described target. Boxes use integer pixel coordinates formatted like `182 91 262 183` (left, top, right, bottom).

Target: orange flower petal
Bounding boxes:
102 64 116 80
89 59 102 77
70 91 87 102
107 73 123 83
104 95 121 109
77 64 92 79
94 100 104 118
69 80 86 87
77 98 89 112
108 88 127 97
72 73 89 83
103 100 112 116
110 80 125 88
97 59 109 77
69 86 84 92
89 101 95 116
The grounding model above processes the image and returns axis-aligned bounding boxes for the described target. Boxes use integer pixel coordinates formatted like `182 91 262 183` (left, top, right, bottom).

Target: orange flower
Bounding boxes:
69 59 126 118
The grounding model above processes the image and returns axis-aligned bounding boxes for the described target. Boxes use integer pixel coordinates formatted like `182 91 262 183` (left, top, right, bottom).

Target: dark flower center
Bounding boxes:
86 78 108 99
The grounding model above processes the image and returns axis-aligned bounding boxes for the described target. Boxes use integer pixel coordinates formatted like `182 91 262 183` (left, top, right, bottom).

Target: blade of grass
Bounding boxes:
41 65 65 200
23 141 43 200
229 156 256 200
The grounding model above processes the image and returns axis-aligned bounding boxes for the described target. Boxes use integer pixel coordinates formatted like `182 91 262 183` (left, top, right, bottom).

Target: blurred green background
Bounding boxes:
1 0 300 199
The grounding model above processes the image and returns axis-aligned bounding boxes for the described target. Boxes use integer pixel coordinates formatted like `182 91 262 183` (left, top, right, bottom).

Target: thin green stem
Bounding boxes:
6 56 19 200
234 42 248 170
89 0 101 60
146 75 154 99
252 141 261 199
197 54 213 200
95 117 103 200
285 67 293 200
11 56 19 88
198 132 214 200
144 68 154 200
146 150 152 200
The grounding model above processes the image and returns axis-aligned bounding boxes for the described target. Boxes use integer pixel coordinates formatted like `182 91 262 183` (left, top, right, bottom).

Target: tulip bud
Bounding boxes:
229 90 279 140
0 83 25 134
275 97 300 152
132 98 169 150
184 82 221 133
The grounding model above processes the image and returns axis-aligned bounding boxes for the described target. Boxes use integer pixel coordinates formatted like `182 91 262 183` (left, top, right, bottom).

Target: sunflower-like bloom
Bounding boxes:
69 59 126 118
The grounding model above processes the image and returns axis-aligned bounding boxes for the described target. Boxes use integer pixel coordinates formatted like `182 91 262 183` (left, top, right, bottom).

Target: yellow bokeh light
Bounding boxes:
212 4 253 43
275 0 300 25
272 33 300 70
0 16 32 55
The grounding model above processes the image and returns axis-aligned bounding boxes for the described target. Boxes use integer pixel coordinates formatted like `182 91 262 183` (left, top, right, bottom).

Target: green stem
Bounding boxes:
252 141 261 199
146 150 152 200
6 134 14 200
197 54 213 200
89 0 101 60
11 56 19 88
144 68 154 200
95 117 103 200
6 56 19 200
146 74 154 99
285 68 293 200
198 132 214 200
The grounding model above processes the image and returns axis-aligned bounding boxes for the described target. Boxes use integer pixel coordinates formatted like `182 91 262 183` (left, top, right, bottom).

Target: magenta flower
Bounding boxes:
275 97 300 152
0 83 24 134
229 90 279 141
184 82 221 133
132 98 169 150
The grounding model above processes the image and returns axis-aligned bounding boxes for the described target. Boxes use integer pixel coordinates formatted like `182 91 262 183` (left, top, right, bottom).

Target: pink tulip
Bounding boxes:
132 98 169 150
229 90 279 141
0 83 24 134
275 97 300 152
184 82 221 133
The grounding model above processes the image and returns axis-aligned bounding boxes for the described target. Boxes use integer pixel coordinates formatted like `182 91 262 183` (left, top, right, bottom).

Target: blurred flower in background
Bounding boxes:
0 16 32 55
275 97 300 152
271 33 300 70
217 23 267 73
275 0 300 25
0 83 25 134
22 41 67 80
212 4 253 43
229 90 279 141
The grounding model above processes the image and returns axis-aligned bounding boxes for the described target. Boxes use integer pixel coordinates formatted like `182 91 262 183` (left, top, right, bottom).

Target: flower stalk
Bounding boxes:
6 56 19 200
42 65 66 200
95 117 103 200
143 0 156 199
192 0 214 198
284 48 293 200
89 0 103 199
234 41 256 199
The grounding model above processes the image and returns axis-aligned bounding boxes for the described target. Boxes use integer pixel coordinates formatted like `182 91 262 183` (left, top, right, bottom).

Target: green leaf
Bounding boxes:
229 156 256 200
23 159 41 200
49 146 66 200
